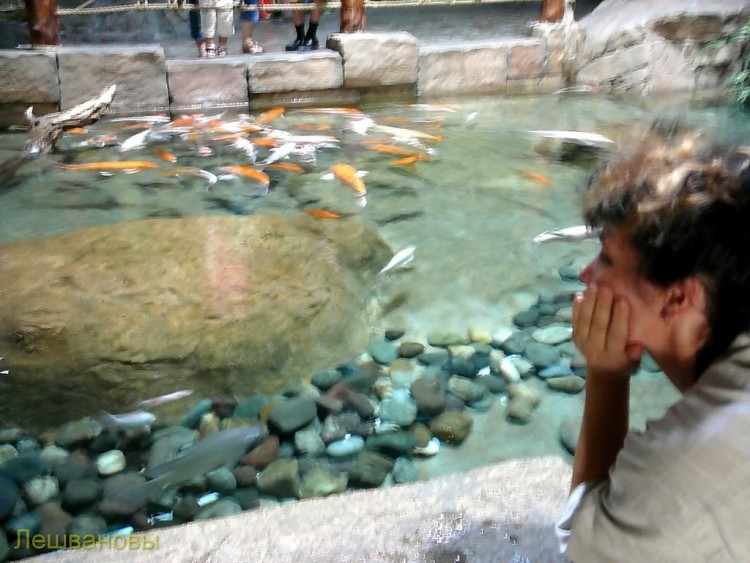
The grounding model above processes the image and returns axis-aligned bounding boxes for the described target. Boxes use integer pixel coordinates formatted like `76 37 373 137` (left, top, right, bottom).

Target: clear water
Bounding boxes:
1 93 749 472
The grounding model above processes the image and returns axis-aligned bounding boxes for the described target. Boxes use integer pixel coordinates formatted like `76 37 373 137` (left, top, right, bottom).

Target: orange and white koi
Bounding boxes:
518 170 553 186
304 209 342 219
327 163 367 196
61 161 159 171
250 137 279 148
160 166 217 186
298 107 364 115
222 165 270 186
168 115 198 128
65 127 89 135
256 106 285 126
154 148 177 163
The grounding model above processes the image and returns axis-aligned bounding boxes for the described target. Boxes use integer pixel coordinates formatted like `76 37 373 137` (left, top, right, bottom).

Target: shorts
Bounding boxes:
240 0 259 22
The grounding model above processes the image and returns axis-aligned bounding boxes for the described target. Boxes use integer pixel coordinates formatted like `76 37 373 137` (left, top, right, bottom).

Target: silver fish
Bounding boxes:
137 389 194 409
100 410 156 431
264 142 297 165
533 225 600 244
527 130 614 147
137 425 267 499
119 129 152 152
378 246 416 275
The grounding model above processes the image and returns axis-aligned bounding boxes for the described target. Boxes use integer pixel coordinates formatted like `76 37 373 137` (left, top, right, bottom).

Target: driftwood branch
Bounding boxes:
25 84 117 155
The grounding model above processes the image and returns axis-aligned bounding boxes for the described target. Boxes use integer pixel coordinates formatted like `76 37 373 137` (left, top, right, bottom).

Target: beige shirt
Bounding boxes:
557 332 750 562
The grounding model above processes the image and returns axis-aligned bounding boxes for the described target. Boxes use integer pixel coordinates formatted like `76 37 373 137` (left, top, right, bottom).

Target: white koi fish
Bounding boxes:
264 141 297 165
232 138 257 162
533 225 599 244
100 409 156 431
378 246 416 275
119 129 152 152
137 389 194 409
527 130 614 147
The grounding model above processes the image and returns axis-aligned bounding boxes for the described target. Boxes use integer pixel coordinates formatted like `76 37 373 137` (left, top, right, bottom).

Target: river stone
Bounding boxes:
499 332 531 355
0 474 19 520
0 444 16 465
410 378 446 416
348 450 394 488
429 411 473 445
195 498 242 521
427 330 470 347
267 397 319 435
298 466 348 499
560 413 583 454
368 338 399 365
311 369 342 391
398 341 424 358
532 325 573 346
0 215 390 431
366 431 417 457
67 514 107 538
61 478 102 511
95 450 126 476
0 427 22 444
546 375 586 394
256 459 300 498
23 476 59 506
524 342 562 368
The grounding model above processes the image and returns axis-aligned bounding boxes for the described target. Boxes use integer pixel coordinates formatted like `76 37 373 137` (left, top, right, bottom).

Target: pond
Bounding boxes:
0 92 748 554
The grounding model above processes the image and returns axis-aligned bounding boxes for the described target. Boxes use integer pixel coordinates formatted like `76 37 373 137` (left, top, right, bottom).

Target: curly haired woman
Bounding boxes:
557 123 750 560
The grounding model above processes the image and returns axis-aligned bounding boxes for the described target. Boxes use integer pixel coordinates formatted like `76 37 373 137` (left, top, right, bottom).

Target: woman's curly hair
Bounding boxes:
582 121 750 375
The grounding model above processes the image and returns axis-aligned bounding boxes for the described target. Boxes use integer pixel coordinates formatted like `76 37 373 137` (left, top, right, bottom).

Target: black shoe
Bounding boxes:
298 38 319 52
285 38 304 51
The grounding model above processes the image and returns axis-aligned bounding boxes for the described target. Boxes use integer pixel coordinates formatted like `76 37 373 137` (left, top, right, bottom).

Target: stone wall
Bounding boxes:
0 31 568 126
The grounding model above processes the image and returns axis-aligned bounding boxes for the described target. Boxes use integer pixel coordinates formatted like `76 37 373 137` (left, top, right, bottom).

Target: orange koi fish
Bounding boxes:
61 161 159 171
380 116 412 124
65 127 89 135
371 124 443 143
256 107 285 126
366 144 419 157
239 124 264 133
390 154 428 167
222 165 270 185
304 209 342 219
154 148 177 163
208 132 247 142
299 107 363 115
330 163 366 195
250 137 279 148
296 123 333 131
267 162 305 173
168 115 197 128
518 170 553 186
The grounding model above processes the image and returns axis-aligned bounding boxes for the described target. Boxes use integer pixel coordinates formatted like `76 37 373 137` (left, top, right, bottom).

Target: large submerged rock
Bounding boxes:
0 215 391 430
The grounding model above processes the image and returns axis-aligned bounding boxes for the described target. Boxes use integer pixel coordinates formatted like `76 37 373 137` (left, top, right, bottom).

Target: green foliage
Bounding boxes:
707 20 750 106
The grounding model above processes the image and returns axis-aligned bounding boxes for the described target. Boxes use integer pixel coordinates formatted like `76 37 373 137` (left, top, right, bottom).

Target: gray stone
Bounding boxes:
419 41 509 97
0 474 19 520
247 50 343 93
67 514 107 538
311 369 342 391
429 411 473 445
0 427 23 444
392 457 419 485
23 476 59 506
294 428 326 456
0 51 59 103
167 59 248 110
54 419 102 449
256 459 299 498
366 431 417 458
95 449 126 476
326 435 365 457
206 467 237 495
349 450 394 488
368 338 399 365
398 341 425 359
532 325 572 346
379 396 418 427
61 478 102 511
195 498 242 521
447 376 488 404
546 375 586 394
524 342 562 368
327 32 419 88
298 466 348 499
57 46 169 112
410 378 446 416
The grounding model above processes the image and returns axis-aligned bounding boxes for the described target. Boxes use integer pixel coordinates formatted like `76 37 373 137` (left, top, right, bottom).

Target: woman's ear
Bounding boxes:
660 277 707 320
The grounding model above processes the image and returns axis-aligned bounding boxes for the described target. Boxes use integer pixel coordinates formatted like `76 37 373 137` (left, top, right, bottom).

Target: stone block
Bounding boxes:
249 88 360 111
0 50 59 104
0 102 57 129
327 32 418 88
576 41 652 86
57 46 168 114
418 41 509 97
508 40 546 79
247 51 343 94
167 59 248 111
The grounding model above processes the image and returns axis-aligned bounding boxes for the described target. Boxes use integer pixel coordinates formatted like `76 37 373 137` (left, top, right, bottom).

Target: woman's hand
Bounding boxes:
572 283 641 378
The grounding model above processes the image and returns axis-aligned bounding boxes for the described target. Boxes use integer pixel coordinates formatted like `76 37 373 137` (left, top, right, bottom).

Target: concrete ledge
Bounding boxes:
419 41 510 97
57 45 169 113
0 50 59 104
167 58 248 110
327 32 419 88
247 50 343 94
31 456 571 562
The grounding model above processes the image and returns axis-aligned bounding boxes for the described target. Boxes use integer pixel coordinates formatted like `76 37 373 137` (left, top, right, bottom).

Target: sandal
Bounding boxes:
217 44 228 57
205 45 216 58
242 39 264 54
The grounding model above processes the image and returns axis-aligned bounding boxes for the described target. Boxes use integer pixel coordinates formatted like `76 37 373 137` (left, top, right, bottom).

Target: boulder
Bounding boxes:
577 0 750 94
0 215 390 430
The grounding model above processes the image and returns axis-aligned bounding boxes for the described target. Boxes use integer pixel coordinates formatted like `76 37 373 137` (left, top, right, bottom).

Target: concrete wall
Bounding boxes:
0 31 569 126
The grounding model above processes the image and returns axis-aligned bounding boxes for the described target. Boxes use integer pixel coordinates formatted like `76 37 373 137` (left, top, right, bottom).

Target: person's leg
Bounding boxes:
189 0 206 57
299 0 322 51
285 0 306 51
202 8 217 57
241 0 263 53
216 7 233 55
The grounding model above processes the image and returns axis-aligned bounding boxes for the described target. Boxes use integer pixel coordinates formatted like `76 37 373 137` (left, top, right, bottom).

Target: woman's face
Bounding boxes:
579 228 668 357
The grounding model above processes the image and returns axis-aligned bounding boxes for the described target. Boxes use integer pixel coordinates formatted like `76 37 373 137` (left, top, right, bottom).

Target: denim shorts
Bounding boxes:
240 0 260 22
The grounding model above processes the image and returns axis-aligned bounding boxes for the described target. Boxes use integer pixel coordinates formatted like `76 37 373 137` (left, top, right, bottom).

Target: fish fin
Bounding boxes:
320 173 334 181
356 170 369 178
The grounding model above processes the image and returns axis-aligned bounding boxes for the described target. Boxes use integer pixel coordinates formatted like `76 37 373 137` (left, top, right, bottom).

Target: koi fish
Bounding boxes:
391 154 428 167
296 123 333 131
154 148 177 163
222 165 270 186
61 161 159 171
518 170 552 186
109 114 170 123
267 162 305 173
137 389 194 409
100 410 156 431
527 130 615 147
168 115 198 128
264 142 297 165
298 107 363 115
256 106 285 126
532 225 600 244
233 138 257 162
373 124 444 143
366 144 419 157
250 137 279 148
402 103 461 112
65 127 89 135
304 209 342 219
378 245 416 275
327 163 367 195
119 129 152 152
161 166 217 186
